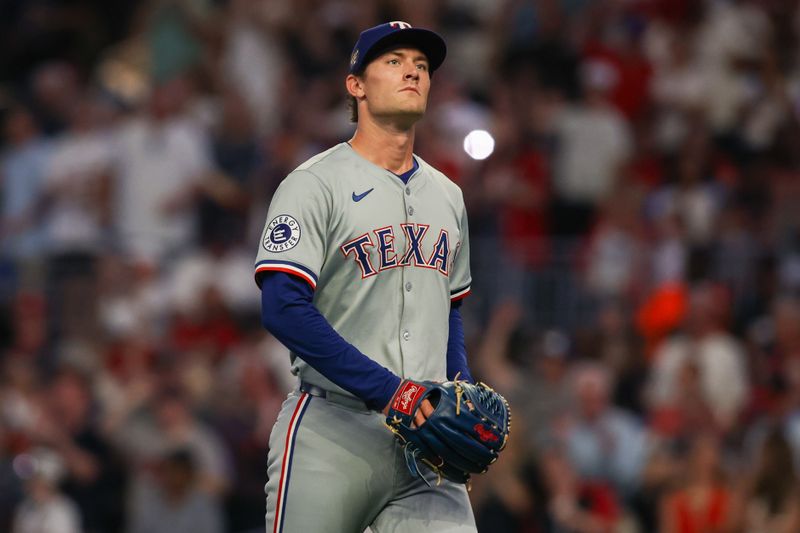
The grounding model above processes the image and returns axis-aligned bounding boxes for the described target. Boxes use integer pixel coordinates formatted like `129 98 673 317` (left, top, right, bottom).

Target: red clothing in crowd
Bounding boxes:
665 486 731 533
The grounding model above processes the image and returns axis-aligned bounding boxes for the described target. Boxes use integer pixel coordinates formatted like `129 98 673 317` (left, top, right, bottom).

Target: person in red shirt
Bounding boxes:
659 433 736 533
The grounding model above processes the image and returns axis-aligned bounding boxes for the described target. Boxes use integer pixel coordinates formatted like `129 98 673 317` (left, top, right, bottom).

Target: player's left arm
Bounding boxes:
446 301 473 382
446 191 473 382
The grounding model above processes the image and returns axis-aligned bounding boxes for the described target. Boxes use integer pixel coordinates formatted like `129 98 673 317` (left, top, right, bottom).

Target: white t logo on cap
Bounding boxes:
389 21 412 29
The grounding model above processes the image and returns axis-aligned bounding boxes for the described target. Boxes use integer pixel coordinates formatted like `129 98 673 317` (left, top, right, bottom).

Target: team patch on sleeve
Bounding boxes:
263 215 301 253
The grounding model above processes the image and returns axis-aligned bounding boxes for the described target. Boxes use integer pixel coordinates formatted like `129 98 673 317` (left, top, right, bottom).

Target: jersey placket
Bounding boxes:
398 172 420 379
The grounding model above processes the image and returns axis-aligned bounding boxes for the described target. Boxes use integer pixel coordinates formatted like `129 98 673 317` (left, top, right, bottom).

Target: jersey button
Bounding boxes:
405 282 412 292
408 206 414 216
402 330 411 341
405 187 411 196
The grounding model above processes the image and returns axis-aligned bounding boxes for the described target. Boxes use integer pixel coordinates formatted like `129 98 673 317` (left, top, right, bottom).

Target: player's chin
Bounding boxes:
394 106 427 124
377 108 425 129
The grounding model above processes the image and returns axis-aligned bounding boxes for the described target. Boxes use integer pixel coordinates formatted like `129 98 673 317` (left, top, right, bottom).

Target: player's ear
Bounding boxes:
346 74 366 99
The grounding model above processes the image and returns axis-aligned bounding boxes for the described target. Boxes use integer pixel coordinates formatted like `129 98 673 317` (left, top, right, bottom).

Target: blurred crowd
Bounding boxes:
2 0 800 532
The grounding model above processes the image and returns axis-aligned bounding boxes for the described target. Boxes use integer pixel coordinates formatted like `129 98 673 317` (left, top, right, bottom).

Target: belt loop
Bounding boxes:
299 381 370 412
299 381 328 398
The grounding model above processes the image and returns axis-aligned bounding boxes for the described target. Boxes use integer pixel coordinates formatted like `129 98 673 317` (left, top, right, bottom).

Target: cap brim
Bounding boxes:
359 28 446 74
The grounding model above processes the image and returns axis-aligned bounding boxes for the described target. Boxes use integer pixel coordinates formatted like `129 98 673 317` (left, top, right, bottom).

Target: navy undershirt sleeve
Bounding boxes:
260 271 401 410
447 302 473 382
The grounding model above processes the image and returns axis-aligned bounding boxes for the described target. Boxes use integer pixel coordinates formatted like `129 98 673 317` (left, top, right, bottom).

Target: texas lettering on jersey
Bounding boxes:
340 223 457 279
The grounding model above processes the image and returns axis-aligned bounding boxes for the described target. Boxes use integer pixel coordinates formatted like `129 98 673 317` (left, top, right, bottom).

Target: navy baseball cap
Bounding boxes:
349 21 446 75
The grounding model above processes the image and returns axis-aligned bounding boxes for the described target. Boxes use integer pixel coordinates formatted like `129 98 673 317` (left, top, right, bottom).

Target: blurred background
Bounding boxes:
2 0 800 532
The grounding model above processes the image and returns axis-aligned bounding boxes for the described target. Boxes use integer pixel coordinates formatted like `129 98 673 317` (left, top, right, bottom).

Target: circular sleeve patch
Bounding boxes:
262 214 301 252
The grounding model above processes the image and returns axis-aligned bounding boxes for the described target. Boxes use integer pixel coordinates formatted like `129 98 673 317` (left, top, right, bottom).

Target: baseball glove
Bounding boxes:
385 378 511 486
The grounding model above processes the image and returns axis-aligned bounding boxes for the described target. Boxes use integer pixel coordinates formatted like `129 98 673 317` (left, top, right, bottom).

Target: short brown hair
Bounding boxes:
347 94 358 123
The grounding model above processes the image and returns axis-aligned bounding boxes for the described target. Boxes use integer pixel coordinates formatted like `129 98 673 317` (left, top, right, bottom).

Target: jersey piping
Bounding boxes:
255 259 318 290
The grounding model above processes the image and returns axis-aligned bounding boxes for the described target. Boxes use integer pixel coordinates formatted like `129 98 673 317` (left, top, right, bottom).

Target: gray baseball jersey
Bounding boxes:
254 142 471 397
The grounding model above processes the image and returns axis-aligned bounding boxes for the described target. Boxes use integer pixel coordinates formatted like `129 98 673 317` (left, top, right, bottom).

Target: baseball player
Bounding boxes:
255 22 476 532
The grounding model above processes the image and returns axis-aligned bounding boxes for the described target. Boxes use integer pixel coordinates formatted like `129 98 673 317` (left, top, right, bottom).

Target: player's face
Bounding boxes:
359 47 431 126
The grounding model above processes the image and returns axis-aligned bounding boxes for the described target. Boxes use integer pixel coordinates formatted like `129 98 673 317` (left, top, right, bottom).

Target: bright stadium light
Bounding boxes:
463 129 495 160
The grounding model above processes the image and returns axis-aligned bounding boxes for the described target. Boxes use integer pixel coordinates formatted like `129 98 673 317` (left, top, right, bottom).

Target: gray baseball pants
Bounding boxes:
264 387 477 533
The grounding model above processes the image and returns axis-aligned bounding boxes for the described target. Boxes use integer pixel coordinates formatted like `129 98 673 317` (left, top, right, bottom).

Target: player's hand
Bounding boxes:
384 380 511 485
382 398 434 428
413 399 434 428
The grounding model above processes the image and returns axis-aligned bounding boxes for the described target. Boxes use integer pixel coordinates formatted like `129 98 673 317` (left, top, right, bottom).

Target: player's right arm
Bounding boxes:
260 271 401 410
255 169 401 410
